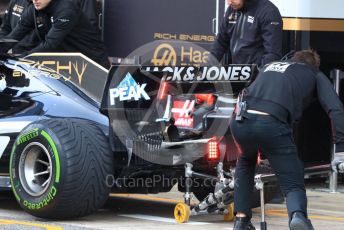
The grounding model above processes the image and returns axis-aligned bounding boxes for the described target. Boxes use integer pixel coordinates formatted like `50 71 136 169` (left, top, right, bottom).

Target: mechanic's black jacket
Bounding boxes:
76 0 98 28
211 0 283 66
0 0 39 53
244 60 344 152
6 0 107 65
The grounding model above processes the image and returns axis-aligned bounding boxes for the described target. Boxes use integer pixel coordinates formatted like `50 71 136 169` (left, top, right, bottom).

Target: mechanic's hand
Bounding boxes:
331 152 344 173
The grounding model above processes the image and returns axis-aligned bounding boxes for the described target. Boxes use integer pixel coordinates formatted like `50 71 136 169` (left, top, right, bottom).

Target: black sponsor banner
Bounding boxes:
26 53 108 102
102 64 253 112
103 0 225 66
115 40 216 66
143 65 255 82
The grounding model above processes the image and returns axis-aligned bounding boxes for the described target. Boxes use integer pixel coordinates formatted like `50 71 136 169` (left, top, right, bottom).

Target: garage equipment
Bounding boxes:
329 69 344 193
174 159 277 229
174 162 236 223
254 174 277 230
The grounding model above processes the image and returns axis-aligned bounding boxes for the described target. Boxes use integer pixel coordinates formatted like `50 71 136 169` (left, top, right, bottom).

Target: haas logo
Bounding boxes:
151 43 177 66
171 100 195 128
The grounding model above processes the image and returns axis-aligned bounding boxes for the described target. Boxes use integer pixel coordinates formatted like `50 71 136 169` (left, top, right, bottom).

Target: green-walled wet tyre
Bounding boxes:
10 118 113 219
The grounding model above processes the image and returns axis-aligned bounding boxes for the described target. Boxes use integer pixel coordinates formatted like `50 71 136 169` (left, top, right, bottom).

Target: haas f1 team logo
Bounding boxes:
151 43 177 66
109 73 150 105
172 100 195 128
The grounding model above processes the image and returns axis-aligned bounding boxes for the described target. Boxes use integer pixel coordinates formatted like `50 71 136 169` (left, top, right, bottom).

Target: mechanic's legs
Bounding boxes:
231 114 313 229
285 189 307 218
232 155 257 230
234 153 258 218
230 117 259 218
260 122 308 220
230 117 259 230
263 147 307 218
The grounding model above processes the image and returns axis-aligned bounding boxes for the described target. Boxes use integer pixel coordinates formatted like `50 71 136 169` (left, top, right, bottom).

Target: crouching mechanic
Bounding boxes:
4 0 108 67
229 50 344 230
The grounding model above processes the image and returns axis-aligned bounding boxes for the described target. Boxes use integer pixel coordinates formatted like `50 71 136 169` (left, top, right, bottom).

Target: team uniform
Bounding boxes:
211 0 283 66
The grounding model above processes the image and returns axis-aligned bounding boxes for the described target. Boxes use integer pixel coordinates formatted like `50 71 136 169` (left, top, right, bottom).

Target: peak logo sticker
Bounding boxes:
109 73 150 105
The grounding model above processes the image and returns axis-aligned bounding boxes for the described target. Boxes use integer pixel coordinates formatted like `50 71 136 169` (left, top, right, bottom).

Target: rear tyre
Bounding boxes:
10 118 113 219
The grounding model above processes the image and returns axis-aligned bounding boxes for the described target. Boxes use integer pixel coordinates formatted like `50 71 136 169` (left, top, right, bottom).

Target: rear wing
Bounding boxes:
100 64 256 154
101 64 257 114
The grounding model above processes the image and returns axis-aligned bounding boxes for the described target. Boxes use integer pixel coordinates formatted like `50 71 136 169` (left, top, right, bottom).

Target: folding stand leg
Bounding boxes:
184 163 193 206
255 174 278 229
185 177 192 206
260 184 267 230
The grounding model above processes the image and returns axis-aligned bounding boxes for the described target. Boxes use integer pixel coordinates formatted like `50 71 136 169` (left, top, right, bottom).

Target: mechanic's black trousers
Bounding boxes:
230 113 307 219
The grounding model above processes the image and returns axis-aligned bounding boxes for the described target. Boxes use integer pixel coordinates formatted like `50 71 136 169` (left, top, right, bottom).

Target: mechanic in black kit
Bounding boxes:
0 0 39 53
4 0 108 67
75 0 98 28
210 0 283 67
0 0 99 54
230 50 344 230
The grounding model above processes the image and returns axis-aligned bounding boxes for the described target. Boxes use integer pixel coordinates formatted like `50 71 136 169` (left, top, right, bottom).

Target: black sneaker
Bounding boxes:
289 212 314 230
233 216 256 230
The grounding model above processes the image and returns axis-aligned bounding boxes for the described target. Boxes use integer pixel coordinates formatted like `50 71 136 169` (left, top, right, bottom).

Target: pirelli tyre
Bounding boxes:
9 118 113 219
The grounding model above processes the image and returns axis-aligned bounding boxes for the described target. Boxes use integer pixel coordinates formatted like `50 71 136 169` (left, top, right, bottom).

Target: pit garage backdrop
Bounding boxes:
103 0 225 66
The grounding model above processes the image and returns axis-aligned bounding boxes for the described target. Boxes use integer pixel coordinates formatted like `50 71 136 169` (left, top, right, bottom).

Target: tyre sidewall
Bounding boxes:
10 122 64 214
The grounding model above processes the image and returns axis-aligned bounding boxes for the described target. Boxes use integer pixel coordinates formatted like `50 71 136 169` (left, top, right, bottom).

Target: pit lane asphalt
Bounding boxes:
0 181 344 230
